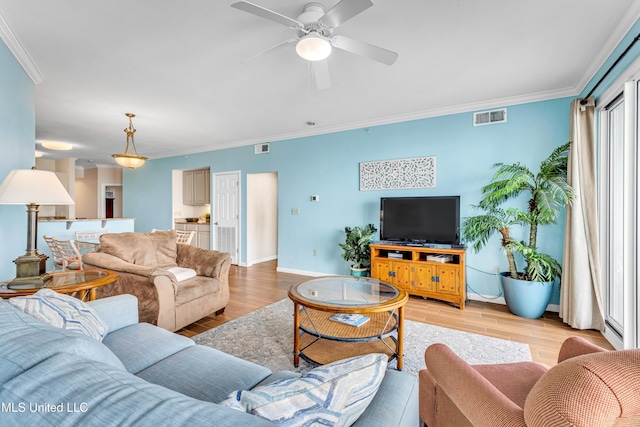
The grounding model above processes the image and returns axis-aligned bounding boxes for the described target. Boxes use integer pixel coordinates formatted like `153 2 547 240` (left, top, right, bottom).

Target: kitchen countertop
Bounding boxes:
39 217 135 222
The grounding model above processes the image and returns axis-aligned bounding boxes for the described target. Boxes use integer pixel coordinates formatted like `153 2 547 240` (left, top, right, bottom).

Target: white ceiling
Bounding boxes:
1 0 639 168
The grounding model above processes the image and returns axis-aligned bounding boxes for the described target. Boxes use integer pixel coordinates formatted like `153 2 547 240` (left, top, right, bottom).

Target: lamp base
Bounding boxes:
6 276 46 290
8 253 48 290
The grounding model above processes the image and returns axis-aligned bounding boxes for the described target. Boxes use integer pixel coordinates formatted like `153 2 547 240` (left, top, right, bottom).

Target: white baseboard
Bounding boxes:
245 255 278 267
276 267 335 277
466 292 559 313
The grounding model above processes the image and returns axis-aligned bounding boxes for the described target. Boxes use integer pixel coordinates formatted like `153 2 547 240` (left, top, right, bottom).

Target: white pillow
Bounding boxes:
167 266 197 282
9 289 108 341
220 353 387 427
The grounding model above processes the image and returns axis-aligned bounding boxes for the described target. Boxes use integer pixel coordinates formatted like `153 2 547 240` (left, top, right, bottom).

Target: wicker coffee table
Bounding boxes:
288 276 408 370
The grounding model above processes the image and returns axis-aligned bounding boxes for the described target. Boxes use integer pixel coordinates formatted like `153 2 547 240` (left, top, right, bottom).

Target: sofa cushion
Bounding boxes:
9 289 108 341
174 276 220 305
220 353 387 427
100 230 178 269
0 352 274 427
136 345 272 403
0 298 125 386
102 322 194 374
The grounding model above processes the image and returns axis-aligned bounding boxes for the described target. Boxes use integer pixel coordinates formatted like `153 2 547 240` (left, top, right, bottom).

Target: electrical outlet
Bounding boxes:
492 265 500 274
313 249 317 256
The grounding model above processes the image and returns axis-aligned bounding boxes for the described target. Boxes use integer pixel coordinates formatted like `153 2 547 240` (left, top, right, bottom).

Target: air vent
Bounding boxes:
473 108 507 126
254 143 270 154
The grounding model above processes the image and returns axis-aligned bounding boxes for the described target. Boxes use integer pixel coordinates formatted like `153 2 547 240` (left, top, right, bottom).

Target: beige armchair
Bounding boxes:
419 336 640 426
82 230 230 332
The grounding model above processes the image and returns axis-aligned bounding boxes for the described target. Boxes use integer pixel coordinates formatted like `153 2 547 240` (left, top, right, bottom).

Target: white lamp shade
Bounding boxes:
0 169 75 205
113 155 146 169
296 34 332 61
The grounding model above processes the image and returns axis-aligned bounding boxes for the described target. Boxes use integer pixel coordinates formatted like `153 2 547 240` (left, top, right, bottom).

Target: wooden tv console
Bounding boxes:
369 243 466 310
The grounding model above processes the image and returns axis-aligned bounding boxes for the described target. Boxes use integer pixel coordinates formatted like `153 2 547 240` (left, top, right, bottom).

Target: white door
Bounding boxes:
213 171 240 264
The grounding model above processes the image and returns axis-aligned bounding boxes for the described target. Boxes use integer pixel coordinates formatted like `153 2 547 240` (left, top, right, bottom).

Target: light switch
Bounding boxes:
291 208 300 215
311 195 319 202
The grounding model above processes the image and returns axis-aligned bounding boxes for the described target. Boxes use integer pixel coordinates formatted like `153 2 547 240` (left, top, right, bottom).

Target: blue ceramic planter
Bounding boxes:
350 266 368 277
500 272 553 318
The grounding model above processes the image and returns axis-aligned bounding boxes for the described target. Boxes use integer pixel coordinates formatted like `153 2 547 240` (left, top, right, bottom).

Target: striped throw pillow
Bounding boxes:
220 353 387 427
9 289 108 341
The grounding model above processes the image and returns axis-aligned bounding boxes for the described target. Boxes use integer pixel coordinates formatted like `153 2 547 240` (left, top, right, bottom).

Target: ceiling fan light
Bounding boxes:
296 34 332 61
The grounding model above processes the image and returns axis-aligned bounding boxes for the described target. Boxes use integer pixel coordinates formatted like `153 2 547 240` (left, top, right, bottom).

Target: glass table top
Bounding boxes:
4 270 110 291
291 276 400 308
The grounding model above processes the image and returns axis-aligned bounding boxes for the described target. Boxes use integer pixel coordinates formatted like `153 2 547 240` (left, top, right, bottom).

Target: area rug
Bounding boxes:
193 299 532 376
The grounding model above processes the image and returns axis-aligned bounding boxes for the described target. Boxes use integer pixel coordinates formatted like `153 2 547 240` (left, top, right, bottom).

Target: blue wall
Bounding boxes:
124 97 572 302
0 40 36 281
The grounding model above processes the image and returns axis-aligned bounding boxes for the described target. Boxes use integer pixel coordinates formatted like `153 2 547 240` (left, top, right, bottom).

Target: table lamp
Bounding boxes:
0 168 75 288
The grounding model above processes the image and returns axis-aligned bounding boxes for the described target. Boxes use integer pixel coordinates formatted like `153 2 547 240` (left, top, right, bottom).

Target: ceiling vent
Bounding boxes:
254 143 270 154
473 108 507 126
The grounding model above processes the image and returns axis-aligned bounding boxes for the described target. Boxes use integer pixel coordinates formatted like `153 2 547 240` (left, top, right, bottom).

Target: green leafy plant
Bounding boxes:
461 142 574 282
338 224 378 270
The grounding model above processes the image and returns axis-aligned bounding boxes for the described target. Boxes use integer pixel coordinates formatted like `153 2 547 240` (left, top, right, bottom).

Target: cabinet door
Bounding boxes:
413 264 437 292
198 231 210 250
436 264 459 295
193 170 207 205
205 170 211 205
392 262 412 289
183 171 194 205
371 259 391 283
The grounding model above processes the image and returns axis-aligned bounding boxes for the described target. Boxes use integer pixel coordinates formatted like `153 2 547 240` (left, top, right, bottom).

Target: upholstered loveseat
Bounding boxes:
0 293 420 426
83 230 230 332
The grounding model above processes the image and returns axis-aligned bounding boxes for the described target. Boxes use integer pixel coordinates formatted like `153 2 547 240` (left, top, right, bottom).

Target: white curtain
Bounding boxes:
560 97 605 330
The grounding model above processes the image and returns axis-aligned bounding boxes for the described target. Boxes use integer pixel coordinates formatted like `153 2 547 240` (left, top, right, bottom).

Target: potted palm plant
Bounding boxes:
338 224 377 276
461 142 574 318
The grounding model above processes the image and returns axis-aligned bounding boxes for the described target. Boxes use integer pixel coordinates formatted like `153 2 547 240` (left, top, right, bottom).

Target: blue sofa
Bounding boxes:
0 294 419 426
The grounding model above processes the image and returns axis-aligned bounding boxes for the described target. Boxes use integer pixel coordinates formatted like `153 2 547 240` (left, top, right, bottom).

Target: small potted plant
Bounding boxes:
339 224 377 276
461 143 574 318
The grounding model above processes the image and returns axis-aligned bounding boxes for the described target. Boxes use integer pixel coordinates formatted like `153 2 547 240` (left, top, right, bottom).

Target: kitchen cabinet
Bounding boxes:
175 223 210 250
183 169 210 206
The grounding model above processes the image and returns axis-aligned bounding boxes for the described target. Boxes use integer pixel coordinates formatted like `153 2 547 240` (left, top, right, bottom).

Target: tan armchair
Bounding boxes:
82 230 230 332
419 336 640 426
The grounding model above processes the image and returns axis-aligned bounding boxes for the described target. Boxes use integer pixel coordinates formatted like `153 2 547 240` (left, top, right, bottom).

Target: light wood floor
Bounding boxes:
177 260 613 367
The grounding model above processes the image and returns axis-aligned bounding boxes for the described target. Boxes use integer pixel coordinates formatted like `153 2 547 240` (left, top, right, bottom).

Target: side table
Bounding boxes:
0 269 118 301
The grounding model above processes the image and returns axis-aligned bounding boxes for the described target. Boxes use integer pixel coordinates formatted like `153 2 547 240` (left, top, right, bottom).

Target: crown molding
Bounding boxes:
574 1 640 95
150 85 579 161
0 11 44 84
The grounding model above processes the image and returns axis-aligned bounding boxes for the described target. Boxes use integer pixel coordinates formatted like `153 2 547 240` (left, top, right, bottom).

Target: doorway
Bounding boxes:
246 172 278 266
212 171 241 264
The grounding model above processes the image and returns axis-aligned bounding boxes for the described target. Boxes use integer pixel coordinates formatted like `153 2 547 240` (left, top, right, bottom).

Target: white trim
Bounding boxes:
276 266 335 277
466 293 559 313
0 11 44 84
574 1 640 96
246 255 278 266
148 87 578 161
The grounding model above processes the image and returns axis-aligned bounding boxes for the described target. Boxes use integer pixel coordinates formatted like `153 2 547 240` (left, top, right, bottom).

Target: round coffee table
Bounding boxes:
0 269 118 302
288 276 408 370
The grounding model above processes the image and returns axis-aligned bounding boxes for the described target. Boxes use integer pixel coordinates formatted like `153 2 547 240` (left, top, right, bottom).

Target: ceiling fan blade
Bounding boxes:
312 60 331 90
231 1 302 29
331 35 398 65
320 0 374 28
244 39 297 66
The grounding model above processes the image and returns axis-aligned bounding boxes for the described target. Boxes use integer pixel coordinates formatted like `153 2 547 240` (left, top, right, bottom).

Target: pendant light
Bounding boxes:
112 113 147 169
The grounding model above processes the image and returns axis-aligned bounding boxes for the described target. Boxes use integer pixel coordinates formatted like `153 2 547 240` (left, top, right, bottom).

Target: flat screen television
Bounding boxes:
380 196 460 245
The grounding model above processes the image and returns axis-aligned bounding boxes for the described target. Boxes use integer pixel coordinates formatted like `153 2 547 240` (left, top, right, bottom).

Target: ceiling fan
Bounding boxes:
231 0 398 90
